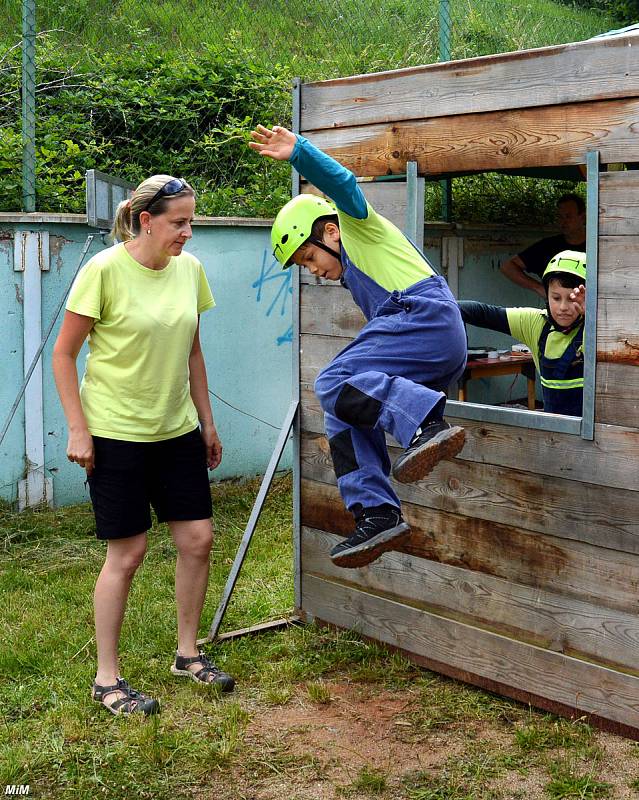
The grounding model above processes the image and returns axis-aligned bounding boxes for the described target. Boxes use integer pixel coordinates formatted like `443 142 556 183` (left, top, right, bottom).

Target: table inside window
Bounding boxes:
458 353 536 410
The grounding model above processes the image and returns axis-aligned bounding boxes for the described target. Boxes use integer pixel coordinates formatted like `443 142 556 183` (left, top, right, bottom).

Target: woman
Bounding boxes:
53 175 235 716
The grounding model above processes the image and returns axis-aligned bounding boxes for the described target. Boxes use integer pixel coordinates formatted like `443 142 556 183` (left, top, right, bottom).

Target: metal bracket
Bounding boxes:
202 399 299 644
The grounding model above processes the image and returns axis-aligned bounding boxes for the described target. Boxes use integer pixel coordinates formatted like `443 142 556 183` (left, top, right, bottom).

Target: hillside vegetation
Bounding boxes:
0 0 625 219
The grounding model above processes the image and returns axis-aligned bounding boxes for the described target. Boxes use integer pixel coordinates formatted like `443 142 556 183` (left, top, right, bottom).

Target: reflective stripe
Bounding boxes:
540 376 584 389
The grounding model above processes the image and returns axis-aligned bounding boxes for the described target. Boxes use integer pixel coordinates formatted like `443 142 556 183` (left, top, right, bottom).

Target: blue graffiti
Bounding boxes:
276 326 293 347
253 249 293 344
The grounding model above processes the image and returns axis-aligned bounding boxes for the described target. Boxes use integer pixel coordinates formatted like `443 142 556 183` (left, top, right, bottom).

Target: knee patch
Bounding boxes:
328 430 359 478
334 383 382 429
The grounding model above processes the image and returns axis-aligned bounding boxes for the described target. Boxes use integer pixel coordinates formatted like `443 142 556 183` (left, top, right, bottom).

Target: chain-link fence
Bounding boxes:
1 0 627 217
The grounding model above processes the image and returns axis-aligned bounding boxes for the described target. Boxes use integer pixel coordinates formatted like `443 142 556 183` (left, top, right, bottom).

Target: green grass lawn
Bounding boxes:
3 474 639 800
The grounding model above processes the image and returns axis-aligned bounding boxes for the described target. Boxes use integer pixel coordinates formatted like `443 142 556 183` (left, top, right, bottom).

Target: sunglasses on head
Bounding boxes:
143 178 186 212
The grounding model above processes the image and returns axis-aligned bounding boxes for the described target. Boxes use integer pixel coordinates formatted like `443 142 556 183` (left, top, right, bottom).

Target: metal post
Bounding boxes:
21 0 36 212
291 77 302 611
439 0 452 222
204 399 298 642
581 150 600 442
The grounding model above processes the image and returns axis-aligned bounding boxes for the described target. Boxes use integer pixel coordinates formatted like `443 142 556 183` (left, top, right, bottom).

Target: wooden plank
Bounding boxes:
300 433 639 555
300 34 639 131
596 363 639 426
302 526 639 674
597 298 639 366
599 171 639 236
598 236 639 299
300 284 366 337
300 386 639 491
301 574 639 731
304 98 639 179
301 479 639 614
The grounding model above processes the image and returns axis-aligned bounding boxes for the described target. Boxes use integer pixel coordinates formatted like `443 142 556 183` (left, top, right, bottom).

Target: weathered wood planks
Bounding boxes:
300 433 639 555
296 35 639 735
302 98 639 178
300 386 639 492
301 479 639 614
302 526 639 673
302 574 639 732
301 34 639 131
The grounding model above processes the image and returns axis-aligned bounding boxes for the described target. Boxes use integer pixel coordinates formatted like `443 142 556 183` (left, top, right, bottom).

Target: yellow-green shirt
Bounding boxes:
338 202 435 292
66 243 215 442
506 308 583 373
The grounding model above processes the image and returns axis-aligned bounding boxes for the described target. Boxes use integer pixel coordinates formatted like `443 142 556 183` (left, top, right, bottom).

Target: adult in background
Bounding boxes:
52 175 235 716
500 193 586 299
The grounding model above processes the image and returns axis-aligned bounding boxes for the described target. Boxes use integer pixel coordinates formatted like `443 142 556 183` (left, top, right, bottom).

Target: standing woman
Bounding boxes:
53 175 235 716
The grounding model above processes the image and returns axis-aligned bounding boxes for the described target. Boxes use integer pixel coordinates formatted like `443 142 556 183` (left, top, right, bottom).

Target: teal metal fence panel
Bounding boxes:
1 218 293 507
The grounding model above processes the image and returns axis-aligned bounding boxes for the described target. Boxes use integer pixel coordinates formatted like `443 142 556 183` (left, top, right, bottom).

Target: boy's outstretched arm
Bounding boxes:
458 301 511 336
249 124 367 219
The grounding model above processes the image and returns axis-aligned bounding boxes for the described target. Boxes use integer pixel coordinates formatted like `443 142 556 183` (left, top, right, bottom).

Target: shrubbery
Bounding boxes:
0 23 586 222
0 35 293 216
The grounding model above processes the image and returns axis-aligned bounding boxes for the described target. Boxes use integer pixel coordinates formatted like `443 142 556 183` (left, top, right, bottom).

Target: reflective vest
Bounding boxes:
538 321 584 416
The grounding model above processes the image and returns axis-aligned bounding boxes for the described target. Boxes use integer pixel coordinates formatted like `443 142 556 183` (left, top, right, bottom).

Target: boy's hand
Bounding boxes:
569 284 586 316
249 124 297 161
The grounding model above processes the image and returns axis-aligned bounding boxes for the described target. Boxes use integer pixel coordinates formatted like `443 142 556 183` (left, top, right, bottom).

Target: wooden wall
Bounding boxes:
296 34 639 735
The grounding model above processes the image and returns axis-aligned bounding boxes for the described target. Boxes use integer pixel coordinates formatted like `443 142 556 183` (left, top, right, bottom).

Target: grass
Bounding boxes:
0 473 634 799
3 0 621 79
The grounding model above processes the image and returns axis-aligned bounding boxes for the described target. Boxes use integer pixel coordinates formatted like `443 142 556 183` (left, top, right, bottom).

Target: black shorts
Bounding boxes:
87 427 213 540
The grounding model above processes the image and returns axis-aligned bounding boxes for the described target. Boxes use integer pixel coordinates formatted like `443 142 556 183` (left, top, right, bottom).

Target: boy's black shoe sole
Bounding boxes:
330 522 411 569
392 424 465 484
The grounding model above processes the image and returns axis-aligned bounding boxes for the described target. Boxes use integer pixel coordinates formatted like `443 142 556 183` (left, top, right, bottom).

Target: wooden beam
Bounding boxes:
305 98 639 178
300 433 639 555
302 574 639 732
302 526 639 674
301 33 639 131
300 387 639 492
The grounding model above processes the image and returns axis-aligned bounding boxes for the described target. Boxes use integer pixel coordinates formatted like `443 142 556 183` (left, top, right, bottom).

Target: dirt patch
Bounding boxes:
194 680 639 800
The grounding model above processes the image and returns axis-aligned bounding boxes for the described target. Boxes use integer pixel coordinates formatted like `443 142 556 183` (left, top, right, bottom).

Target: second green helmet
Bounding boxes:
542 249 587 287
271 194 337 268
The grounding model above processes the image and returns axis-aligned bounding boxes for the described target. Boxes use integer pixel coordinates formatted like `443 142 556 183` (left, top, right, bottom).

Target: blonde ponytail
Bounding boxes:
111 199 134 242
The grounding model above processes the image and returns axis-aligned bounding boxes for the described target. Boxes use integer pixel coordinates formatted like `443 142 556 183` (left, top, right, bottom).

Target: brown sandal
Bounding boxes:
171 651 235 692
92 678 160 716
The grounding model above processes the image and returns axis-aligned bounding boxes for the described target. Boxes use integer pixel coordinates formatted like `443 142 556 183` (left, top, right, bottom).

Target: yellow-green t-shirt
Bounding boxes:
506 307 583 373
66 242 215 442
338 202 435 291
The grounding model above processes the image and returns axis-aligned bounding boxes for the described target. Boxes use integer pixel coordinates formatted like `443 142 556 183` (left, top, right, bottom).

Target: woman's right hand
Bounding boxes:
249 124 297 161
67 428 95 476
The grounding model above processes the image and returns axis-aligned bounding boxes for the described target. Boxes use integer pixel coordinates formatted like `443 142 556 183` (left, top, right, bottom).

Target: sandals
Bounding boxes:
92 677 160 716
171 650 235 692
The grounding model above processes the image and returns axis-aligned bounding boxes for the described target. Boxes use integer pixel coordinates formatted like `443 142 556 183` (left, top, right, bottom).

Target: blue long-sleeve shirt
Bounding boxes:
289 135 435 302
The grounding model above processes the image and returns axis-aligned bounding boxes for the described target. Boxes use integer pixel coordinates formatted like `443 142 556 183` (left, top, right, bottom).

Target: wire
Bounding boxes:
208 390 283 431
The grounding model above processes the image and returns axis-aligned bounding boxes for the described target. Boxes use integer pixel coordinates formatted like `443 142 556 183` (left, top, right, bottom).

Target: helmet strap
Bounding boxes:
308 236 342 263
545 301 583 334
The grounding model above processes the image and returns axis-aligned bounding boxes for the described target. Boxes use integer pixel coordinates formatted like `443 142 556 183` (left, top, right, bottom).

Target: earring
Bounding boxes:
146 229 151 235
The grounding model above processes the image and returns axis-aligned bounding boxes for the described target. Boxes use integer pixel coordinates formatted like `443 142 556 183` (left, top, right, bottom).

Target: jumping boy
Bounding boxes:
459 250 586 416
249 124 467 569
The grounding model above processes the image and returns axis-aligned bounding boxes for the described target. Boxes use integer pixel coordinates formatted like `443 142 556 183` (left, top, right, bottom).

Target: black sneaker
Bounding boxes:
392 420 465 484
330 505 411 569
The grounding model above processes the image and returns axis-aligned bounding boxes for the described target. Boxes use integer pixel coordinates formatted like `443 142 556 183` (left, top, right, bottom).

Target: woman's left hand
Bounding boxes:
201 422 222 469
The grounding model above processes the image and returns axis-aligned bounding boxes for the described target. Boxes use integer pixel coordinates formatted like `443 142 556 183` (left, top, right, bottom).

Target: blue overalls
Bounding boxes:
291 135 467 513
538 321 584 416
315 260 466 512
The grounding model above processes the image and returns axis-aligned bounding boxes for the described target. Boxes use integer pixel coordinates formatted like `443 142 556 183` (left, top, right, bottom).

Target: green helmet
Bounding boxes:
542 250 587 287
271 194 336 268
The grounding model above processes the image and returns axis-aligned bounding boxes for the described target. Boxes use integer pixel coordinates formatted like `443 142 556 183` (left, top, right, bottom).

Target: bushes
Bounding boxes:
0 35 292 215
